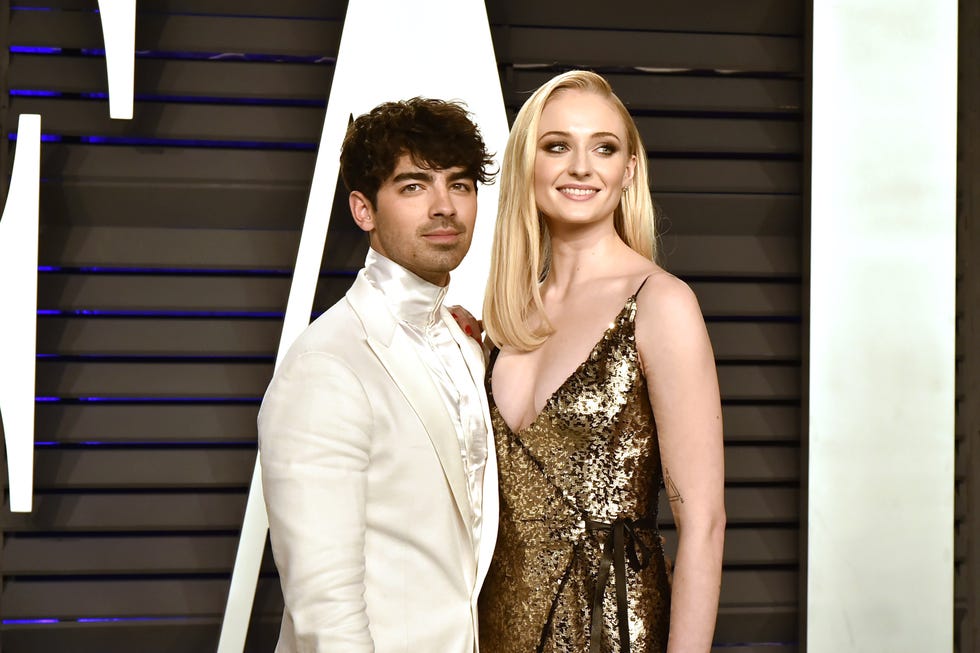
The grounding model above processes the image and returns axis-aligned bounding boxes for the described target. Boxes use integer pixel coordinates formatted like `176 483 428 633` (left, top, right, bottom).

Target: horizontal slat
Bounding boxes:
38 274 801 319
0 577 283 619
652 160 801 195
39 227 797 277
715 605 798 643
38 273 356 313
35 360 796 399
0 569 792 619
13 98 800 155
496 27 802 73
2 527 799 575
2 493 248 531
10 12 800 73
10 56 802 117
37 361 272 397
36 404 259 443
665 527 798 567
10 53 334 100
32 449 257 489
3 608 798 653
26 444 795 489
38 318 284 356
38 189 799 234
15 0 346 18
717 364 801 401
10 98 326 144
36 402 797 447
513 69 802 114
722 404 800 442
657 193 801 236
636 116 801 155
39 181 333 229
2 487 796 532
2 534 273 575
10 11 343 56
33 145 800 194
725 446 799 483
36 317 796 361
15 0 800 36
661 234 801 277
693 282 801 318
0 620 283 653
487 0 802 35
37 274 800 324
0 616 797 653
707 323 800 361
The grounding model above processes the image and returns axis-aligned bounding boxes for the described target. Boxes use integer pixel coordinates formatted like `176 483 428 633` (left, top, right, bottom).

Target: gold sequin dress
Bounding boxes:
479 289 670 653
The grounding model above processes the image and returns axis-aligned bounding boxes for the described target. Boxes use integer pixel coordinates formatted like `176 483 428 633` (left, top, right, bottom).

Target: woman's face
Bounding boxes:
533 89 636 229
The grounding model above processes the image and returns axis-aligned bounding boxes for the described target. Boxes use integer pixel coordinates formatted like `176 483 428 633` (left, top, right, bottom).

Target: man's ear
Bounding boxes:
349 191 375 233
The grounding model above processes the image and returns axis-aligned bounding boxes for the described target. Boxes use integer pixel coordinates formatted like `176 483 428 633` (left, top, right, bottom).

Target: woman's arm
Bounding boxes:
636 275 726 653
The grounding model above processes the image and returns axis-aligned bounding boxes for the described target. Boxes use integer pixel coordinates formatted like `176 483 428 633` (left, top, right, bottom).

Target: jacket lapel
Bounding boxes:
346 273 475 536
441 306 499 593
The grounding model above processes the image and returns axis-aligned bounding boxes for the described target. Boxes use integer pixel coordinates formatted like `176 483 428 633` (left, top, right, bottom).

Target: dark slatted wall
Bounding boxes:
0 1 805 651
956 0 979 649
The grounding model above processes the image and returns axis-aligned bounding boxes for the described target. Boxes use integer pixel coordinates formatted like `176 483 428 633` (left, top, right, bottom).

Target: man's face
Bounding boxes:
350 154 477 286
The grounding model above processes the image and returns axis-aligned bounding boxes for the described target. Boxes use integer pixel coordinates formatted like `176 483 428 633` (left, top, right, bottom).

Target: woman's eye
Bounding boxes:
596 144 618 155
546 142 568 153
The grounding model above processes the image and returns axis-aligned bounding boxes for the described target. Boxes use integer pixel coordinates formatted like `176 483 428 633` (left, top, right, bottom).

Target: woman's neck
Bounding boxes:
545 222 633 296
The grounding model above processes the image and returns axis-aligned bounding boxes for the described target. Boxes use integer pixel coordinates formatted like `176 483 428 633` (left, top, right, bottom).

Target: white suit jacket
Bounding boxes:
258 270 499 653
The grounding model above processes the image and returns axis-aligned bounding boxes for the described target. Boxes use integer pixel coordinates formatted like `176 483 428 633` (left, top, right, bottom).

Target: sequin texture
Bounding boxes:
479 292 669 653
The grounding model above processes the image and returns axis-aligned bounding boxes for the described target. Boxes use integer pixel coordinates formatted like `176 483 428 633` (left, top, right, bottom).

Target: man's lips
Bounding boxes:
422 229 463 242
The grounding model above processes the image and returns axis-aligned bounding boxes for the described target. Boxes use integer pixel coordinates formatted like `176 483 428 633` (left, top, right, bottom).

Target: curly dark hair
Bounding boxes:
339 97 496 207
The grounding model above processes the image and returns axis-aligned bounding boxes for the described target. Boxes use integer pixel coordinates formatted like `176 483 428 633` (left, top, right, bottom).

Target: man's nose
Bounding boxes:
430 183 457 217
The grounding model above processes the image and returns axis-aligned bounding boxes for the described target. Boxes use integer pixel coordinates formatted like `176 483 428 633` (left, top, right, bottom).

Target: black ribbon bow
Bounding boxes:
585 515 657 653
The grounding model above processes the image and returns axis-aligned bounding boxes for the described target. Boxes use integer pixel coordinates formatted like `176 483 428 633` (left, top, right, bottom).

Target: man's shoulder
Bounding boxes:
286 293 364 357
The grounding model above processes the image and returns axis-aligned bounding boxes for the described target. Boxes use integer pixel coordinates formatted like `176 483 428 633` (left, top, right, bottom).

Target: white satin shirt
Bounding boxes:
362 248 488 545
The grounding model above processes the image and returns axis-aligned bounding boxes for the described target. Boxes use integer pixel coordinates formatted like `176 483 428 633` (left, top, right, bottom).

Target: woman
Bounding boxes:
478 71 726 652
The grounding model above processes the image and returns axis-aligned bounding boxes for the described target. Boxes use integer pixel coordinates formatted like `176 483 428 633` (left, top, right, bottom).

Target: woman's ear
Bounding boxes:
623 154 637 188
349 191 375 233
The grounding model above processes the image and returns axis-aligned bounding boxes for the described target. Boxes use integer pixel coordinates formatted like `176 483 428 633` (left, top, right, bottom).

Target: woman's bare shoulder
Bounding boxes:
634 270 707 340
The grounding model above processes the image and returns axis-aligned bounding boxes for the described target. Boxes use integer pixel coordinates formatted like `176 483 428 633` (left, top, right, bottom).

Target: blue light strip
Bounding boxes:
2 616 198 625
9 89 61 97
8 46 62 54
36 265 359 277
7 133 63 142
35 397 261 404
37 309 286 318
10 88 326 107
79 135 317 150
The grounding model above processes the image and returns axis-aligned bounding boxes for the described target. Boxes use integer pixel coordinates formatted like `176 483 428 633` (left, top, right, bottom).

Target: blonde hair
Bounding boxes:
483 70 657 351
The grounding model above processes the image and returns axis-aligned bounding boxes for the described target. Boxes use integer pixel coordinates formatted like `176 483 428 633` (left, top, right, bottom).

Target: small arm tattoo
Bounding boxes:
664 468 684 504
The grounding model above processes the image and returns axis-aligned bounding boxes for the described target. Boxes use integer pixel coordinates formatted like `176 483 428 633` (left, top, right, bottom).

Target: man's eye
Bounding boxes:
452 182 474 192
402 183 422 192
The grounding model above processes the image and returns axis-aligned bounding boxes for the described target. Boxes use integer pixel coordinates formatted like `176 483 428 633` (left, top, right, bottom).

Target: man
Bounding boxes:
258 98 497 652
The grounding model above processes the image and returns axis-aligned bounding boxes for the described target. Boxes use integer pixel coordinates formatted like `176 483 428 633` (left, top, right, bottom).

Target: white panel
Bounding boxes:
217 1 509 649
97 0 137 120
0 115 41 513
808 1 957 651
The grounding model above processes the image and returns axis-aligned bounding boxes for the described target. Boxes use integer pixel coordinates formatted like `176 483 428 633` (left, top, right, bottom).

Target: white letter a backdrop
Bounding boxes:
217 1 509 649
0 114 41 514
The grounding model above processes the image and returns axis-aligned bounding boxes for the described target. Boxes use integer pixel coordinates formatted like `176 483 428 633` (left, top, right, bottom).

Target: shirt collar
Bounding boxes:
363 248 448 329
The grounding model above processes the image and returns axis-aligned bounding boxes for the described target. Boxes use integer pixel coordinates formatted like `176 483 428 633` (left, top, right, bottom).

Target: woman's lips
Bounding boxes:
558 186 599 200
